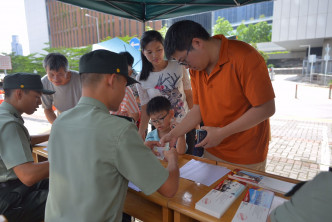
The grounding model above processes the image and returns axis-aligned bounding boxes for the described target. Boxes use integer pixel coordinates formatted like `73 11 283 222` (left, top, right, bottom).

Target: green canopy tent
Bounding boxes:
57 0 271 23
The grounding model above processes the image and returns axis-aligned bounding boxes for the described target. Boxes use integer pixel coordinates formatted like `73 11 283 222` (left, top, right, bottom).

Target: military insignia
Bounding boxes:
20 85 24 88
116 68 120 73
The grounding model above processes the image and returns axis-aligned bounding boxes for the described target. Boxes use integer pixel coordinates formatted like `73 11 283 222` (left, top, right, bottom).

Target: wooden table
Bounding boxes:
32 147 300 222
123 155 217 222
32 146 48 163
168 158 300 222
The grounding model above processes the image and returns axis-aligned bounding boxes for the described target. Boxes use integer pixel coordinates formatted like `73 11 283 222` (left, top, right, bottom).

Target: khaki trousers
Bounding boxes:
203 151 267 171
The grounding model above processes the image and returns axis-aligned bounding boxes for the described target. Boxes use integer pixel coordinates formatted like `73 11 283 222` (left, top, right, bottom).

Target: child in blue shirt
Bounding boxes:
145 96 186 156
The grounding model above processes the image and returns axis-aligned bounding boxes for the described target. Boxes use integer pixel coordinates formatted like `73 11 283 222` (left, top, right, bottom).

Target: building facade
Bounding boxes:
213 1 273 29
46 0 162 48
25 0 162 53
272 0 332 56
271 0 332 77
24 0 50 54
11 35 23 56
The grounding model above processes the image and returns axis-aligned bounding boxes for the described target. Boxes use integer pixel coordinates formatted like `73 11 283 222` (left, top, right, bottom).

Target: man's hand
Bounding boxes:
163 147 178 163
144 140 161 149
195 126 228 148
44 108 57 124
160 131 178 148
144 140 161 156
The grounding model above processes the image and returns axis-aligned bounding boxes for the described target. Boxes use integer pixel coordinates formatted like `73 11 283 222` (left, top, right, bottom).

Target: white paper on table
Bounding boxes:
259 177 295 194
180 159 230 186
128 182 141 192
268 196 287 214
232 202 270 222
37 141 48 147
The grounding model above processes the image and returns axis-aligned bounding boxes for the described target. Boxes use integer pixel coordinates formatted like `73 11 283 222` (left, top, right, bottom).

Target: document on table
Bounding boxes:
180 159 230 186
128 182 141 192
37 141 48 147
268 196 288 214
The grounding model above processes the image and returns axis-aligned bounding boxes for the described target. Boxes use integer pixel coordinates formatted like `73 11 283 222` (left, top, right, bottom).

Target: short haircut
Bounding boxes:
140 30 164 81
80 73 107 87
146 96 171 116
4 89 30 98
119 51 134 66
164 20 210 59
43 53 69 71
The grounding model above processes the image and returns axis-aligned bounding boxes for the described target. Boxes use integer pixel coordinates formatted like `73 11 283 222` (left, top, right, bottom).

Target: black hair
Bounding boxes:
43 53 69 71
4 89 14 98
80 73 106 87
164 20 210 59
139 30 164 81
146 96 171 116
4 89 30 98
119 51 134 66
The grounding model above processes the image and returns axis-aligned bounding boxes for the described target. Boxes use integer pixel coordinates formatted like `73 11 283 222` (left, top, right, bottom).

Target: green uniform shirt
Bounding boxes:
0 102 33 182
270 171 332 222
45 97 169 222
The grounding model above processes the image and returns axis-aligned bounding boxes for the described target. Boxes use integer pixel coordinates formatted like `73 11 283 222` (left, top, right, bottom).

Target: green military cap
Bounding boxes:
79 49 139 86
3 73 55 95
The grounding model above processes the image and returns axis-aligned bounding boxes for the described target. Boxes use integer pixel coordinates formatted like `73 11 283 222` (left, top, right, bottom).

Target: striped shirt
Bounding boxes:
110 86 140 116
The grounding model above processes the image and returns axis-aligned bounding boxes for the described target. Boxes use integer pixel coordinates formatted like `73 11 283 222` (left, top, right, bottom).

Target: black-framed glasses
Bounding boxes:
177 44 192 66
149 111 169 125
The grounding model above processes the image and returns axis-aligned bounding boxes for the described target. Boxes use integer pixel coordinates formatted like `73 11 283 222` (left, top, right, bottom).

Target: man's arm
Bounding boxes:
44 108 57 124
138 104 149 140
13 161 49 186
30 134 49 146
197 99 275 148
184 89 193 109
157 148 179 198
175 135 186 155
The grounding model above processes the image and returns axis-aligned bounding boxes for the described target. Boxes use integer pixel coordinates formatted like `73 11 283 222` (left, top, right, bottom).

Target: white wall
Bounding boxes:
272 0 332 42
24 0 49 55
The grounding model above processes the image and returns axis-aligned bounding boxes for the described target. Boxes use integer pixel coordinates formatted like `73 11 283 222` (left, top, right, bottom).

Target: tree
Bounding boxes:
213 17 234 36
145 25 168 38
158 25 168 38
1 52 44 75
236 15 271 43
251 43 269 64
3 43 92 76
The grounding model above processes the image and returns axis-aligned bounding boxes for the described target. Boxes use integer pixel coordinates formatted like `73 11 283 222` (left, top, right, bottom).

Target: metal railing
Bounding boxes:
302 59 332 85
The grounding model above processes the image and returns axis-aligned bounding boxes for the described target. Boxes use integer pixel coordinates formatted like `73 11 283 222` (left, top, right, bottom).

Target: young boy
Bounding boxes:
145 96 186 156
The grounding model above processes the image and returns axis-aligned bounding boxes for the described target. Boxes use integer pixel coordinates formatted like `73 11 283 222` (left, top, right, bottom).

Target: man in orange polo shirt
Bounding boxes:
161 20 275 171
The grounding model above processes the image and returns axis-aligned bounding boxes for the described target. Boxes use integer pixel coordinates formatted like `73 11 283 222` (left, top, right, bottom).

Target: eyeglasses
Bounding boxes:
149 111 169 125
177 44 192 66
48 72 67 80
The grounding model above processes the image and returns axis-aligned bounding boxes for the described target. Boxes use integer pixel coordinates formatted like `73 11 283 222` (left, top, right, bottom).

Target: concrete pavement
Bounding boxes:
22 74 332 181
266 75 332 180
